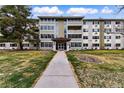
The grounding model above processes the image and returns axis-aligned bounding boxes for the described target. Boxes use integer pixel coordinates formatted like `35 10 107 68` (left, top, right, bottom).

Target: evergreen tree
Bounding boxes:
0 5 38 50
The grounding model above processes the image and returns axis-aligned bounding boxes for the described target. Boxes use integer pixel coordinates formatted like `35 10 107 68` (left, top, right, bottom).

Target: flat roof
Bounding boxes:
38 16 124 21
83 18 124 21
38 16 84 19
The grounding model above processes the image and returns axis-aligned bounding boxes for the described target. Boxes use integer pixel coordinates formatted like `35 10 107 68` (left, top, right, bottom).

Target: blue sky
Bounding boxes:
31 5 124 19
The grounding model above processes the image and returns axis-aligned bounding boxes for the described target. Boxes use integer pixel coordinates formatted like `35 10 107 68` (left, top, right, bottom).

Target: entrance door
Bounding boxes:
56 43 66 50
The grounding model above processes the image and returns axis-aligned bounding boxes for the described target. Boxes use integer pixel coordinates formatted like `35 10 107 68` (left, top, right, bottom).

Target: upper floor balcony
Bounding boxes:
68 30 82 34
92 24 100 28
114 29 124 35
104 24 112 28
67 21 82 25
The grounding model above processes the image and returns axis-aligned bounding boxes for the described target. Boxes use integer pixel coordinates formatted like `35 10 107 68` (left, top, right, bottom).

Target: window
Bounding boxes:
34 44 38 47
83 36 88 39
93 29 99 32
71 42 82 47
116 36 121 39
83 29 88 32
64 29 67 38
41 18 55 22
83 21 86 25
44 26 47 30
40 26 43 30
93 21 99 24
41 25 54 30
95 32 98 34
95 25 98 27
92 36 99 39
95 40 98 42
104 36 111 39
116 29 121 32
41 42 53 47
92 44 99 47
48 18 54 22
23 44 29 47
48 26 51 30
105 43 111 47
10 43 17 47
68 34 82 38
0 44 5 47
104 29 111 33
41 34 54 38
68 26 82 30
83 43 88 47
116 43 121 47
107 40 110 42
104 21 111 24
115 21 120 24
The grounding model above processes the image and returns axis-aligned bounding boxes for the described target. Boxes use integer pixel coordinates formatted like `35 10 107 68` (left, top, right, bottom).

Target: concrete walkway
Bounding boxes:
34 51 79 88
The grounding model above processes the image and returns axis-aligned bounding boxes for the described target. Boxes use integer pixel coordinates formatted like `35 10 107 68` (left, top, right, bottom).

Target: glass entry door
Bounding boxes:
56 43 66 50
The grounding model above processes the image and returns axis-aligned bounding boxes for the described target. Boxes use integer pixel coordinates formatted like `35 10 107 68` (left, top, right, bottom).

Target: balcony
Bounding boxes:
104 24 112 28
67 21 82 25
92 24 100 28
115 29 124 35
68 30 82 34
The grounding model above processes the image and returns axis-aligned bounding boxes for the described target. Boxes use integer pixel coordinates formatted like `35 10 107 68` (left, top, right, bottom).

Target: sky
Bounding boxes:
31 5 124 19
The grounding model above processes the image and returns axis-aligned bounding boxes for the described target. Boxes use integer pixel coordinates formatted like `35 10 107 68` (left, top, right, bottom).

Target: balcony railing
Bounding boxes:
67 21 82 24
68 30 82 33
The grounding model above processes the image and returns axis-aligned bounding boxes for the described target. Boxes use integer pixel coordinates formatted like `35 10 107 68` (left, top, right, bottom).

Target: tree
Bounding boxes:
0 5 36 50
116 5 124 13
25 19 40 50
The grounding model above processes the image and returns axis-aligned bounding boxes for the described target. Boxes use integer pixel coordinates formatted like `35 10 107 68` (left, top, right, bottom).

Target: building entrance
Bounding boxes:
56 43 66 50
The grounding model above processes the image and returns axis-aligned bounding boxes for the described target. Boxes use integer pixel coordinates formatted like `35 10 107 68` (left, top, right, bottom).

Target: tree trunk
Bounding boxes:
36 42 39 50
19 41 23 50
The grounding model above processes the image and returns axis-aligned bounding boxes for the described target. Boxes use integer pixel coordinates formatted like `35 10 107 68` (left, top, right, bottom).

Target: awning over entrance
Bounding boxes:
52 38 71 43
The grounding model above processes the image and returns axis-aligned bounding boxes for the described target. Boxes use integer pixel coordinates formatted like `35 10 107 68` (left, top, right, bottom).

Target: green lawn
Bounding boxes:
67 50 124 88
0 50 55 88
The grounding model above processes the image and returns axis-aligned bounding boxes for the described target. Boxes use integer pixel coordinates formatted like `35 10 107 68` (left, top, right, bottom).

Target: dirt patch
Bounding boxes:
23 73 33 77
76 54 103 64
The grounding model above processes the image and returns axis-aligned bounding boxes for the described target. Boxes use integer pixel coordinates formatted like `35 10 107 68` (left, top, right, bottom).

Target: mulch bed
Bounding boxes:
76 54 103 64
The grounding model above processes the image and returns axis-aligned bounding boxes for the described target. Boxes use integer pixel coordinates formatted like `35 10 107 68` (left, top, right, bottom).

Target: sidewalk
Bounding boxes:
34 51 79 88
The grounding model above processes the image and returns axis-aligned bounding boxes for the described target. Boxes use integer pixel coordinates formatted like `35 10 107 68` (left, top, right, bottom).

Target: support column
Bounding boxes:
100 20 105 49
66 42 70 51
53 42 56 51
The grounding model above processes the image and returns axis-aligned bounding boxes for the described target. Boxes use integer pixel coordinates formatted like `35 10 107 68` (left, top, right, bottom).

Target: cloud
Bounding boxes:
101 6 113 14
67 7 98 15
32 6 63 17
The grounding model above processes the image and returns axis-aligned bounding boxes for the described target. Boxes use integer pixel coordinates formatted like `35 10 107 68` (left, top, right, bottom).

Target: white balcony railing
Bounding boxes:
68 30 82 33
67 21 82 24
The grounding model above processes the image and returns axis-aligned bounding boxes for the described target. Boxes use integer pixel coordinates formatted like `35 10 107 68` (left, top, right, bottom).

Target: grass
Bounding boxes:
0 50 55 88
67 50 124 88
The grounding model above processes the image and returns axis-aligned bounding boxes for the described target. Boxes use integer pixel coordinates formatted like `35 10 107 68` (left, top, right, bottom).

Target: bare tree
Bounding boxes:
116 5 124 13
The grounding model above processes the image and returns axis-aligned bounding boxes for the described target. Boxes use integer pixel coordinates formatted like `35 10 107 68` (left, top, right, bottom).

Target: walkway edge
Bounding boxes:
69 61 81 88
32 52 57 88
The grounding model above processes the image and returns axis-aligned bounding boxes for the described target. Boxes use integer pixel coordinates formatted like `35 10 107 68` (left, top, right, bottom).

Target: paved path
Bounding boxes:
34 51 79 88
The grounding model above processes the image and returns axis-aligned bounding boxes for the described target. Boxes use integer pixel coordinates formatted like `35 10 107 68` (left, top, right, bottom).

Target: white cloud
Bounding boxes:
67 7 98 15
32 6 63 16
101 6 113 14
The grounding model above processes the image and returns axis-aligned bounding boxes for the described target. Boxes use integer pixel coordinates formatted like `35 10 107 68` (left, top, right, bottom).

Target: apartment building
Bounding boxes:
0 16 124 51
39 16 124 51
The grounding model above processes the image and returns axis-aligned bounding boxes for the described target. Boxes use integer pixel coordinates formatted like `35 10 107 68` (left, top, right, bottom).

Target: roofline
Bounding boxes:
38 16 124 21
38 16 84 19
83 18 124 21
